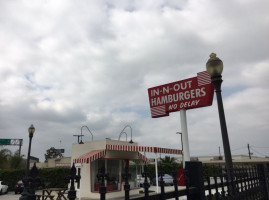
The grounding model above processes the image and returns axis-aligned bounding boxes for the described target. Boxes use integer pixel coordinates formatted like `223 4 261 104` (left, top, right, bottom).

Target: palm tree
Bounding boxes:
160 156 176 165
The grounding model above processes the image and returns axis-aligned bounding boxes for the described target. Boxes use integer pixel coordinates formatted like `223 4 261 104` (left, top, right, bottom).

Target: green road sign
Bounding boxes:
0 139 11 145
0 139 22 146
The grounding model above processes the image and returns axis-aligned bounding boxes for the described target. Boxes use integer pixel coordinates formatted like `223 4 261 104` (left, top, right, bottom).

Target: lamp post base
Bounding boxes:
19 189 30 200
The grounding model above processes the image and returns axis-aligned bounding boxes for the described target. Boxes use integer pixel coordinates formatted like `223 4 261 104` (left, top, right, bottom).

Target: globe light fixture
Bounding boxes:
206 53 223 76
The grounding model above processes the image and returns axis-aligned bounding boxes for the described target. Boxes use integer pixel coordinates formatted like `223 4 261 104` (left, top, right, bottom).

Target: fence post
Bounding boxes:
66 163 81 200
142 164 150 199
257 164 269 200
66 163 80 200
159 164 165 200
97 167 107 200
122 166 131 200
172 168 179 200
185 161 205 200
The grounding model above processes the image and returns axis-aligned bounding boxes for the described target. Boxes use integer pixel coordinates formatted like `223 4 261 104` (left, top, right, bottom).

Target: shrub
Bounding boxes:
0 167 70 190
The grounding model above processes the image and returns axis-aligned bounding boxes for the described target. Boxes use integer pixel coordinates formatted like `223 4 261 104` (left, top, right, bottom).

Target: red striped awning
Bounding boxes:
106 144 182 155
74 149 106 164
74 145 181 164
138 153 150 164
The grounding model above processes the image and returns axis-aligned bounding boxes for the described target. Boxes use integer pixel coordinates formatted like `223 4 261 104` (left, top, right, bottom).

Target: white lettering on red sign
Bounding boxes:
148 71 214 118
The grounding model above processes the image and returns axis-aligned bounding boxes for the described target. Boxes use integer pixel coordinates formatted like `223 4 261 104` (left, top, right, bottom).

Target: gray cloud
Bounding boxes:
0 0 268 161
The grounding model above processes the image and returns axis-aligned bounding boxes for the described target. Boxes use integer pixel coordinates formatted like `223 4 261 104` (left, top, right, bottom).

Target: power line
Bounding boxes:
250 147 267 157
196 146 247 157
231 147 246 152
251 146 269 149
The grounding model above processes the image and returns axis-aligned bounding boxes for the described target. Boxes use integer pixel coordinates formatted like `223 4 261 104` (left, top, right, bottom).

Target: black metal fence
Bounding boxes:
66 161 269 200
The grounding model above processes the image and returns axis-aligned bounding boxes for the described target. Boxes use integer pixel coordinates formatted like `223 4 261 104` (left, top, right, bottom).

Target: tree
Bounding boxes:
44 147 63 162
160 156 177 165
0 148 12 169
9 150 25 169
0 148 24 170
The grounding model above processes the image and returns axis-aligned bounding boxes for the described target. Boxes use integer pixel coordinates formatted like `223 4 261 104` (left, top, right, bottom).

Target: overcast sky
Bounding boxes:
1 0 269 162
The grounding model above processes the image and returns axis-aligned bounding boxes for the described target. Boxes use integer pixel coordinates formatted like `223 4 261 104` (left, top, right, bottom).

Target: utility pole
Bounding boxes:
248 144 251 159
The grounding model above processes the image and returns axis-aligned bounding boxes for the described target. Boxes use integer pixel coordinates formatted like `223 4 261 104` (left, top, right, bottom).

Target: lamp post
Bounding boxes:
206 53 233 184
80 125 94 143
119 125 133 143
118 131 127 141
73 134 84 144
176 132 184 167
20 124 35 200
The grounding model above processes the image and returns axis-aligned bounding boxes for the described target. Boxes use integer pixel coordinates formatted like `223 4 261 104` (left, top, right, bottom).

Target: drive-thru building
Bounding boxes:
71 138 181 199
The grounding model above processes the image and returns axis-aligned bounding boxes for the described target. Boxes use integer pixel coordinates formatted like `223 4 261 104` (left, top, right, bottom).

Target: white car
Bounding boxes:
136 174 151 187
0 181 8 194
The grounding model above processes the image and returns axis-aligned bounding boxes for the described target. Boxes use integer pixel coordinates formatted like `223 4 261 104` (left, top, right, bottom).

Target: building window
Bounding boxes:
91 159 143 192
123 160 143 189
91 159 121 192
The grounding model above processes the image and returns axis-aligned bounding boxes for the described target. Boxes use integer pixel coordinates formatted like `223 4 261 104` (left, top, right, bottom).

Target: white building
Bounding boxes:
71 138 181 199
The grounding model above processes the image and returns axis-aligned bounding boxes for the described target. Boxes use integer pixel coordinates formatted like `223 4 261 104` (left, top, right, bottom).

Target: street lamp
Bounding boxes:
20 124 35 200
73 134 84 144
206 53 233 184
176 132 184 167
118 131 127 141
119 125 133 143
80 125 94 143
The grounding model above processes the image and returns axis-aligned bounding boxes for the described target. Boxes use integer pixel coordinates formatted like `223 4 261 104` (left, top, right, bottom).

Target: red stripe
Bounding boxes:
103 144 182 154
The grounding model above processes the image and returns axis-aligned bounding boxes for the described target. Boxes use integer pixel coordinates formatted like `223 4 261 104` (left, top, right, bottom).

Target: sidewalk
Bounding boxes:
78 186 187 200
2 186 187 200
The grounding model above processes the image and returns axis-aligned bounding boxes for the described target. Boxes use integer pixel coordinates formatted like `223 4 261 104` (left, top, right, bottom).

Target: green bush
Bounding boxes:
38 167 70 188
0 167 70 191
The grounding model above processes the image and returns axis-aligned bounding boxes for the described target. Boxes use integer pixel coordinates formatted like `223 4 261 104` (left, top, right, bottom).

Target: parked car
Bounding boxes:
0 181 8 194
152 174 174 186
136 174 151 187
14 180 24 194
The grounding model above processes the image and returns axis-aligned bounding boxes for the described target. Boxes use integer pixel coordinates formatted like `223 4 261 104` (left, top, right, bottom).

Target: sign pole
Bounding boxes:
180 109 190 168
155 153 159 193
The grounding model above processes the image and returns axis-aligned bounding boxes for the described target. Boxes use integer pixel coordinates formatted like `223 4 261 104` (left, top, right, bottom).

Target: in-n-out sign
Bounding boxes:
148 71 214 118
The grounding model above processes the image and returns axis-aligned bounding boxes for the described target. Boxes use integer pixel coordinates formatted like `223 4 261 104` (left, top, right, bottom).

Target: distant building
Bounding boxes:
148 155 269 166
29 156 39 163
198 154 269 165
30 157 71 168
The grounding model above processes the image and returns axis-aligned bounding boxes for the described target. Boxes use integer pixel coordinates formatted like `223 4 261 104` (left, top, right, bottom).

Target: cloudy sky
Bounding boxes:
0 0 269 162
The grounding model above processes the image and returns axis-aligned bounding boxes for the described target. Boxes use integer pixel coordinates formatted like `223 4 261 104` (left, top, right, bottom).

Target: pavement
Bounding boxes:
0 191 22 200
1 186 187 200
0 190 66 200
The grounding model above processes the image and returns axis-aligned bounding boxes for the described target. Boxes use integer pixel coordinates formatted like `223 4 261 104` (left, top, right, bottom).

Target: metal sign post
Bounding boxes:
180 109 190 168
